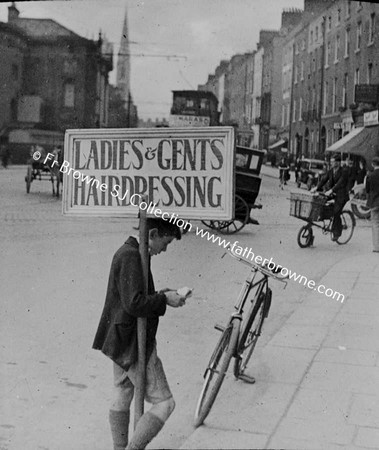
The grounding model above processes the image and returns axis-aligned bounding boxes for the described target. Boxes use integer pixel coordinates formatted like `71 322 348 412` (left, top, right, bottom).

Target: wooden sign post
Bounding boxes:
62 126 235 428
135 198 149 427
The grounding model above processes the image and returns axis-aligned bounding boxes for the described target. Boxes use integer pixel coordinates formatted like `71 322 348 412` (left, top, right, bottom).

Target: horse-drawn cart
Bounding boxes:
25 145 63 197
201 146 264 234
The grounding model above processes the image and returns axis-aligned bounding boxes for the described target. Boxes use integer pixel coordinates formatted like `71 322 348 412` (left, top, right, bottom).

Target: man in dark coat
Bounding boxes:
93 218 186 449
365 156 379 252
314 154 349 241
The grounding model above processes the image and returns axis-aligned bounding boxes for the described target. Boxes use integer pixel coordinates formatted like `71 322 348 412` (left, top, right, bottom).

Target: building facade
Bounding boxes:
0 3 113 163
291 0 379 160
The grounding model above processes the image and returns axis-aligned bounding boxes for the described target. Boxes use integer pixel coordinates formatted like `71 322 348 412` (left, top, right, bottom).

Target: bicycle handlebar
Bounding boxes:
222 247 288 284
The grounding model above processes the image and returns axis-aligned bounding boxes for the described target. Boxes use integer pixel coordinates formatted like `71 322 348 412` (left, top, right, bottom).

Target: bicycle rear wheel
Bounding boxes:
337 210 355 245
234 288 271 379
194 318 240 427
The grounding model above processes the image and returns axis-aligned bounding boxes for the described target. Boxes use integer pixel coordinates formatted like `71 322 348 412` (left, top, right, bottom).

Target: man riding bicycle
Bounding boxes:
312 154 349 241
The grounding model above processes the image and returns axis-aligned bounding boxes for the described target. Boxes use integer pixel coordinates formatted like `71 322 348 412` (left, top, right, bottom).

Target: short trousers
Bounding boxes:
113 343 173 405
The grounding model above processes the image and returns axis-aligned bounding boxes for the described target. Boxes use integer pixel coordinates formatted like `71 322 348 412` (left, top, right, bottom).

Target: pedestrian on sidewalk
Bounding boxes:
365 156 379 252
278 157 289 189
93 218 187 449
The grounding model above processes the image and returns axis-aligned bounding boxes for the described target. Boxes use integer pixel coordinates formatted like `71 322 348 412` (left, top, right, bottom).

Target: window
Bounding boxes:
334 35 340 62
294 65 298 83
368 63 373 84
369 13 375 44
301 38 306 51
337 8 341 25
315 26 319 41
323 81 328 115
356 21 362 51
293 100 297 123
186 99 194 108
328 16 332 31
343 73 348 107
301 61 304 80
346 1 351 18
325 41 331 67
200 99 209 110
310 30 314 45
332 77 337 113
64 83 75 107
345 29 350 57
299 97 303 120
295 42 299 55
354 68 360 85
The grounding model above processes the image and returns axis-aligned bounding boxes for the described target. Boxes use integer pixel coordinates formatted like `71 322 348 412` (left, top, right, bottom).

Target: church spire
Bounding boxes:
116 5 131 104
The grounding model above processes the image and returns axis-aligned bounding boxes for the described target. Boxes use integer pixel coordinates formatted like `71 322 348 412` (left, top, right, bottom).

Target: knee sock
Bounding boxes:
109 409 130 450
126 411 165 450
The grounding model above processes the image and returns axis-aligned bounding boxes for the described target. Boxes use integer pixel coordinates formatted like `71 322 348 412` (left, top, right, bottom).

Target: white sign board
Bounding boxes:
62 127 235 219
168 114 210 127
364 110 379 127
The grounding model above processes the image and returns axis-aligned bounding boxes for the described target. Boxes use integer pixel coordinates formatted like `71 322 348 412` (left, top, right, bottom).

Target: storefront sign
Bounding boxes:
355 84 379 104
364 110 379 127
168 115 210 127
62 127 235 219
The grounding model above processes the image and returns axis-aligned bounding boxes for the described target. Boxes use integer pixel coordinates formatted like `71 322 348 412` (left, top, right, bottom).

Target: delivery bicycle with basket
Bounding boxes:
193 247 288 427
290 191 355 248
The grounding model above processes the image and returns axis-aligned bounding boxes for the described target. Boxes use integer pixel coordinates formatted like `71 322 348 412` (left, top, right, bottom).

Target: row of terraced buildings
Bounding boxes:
198 0 379 162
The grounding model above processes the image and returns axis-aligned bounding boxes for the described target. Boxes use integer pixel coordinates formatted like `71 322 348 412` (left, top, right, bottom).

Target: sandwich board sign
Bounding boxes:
62 127 235 220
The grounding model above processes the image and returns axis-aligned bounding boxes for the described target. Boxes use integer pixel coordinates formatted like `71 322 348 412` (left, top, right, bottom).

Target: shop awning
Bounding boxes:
269 139 286 149
326 125 379 157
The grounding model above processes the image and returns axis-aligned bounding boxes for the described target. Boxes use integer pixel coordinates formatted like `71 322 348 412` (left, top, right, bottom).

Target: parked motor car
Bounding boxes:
296 158 326 190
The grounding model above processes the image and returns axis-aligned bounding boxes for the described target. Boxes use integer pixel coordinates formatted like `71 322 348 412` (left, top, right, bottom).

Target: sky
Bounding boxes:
0 0 304 120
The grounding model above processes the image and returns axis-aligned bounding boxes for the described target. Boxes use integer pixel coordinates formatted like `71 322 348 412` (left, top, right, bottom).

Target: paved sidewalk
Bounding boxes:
180 252 379 449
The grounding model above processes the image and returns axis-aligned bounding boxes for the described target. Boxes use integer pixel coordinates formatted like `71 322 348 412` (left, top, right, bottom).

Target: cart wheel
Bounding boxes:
219 195 250 235
297 224 313 248
25 166 32 193
201 220 229 231
351 202 371 220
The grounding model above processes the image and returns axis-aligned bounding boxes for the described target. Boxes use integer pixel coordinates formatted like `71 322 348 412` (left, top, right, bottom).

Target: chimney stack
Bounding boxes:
8 2 20 22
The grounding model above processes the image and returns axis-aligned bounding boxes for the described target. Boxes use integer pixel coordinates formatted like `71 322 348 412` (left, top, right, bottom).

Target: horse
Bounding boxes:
46 146 64 198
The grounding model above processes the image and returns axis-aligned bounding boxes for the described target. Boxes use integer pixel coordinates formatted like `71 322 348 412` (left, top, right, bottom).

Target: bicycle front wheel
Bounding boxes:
337 210 356 245
234 288 270 379
194 318 240 427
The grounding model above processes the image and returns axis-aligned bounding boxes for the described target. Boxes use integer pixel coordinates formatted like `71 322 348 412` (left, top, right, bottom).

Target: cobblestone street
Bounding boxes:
1 166 378 450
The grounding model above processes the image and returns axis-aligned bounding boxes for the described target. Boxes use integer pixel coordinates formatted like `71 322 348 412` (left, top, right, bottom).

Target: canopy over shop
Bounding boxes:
326 125 379 167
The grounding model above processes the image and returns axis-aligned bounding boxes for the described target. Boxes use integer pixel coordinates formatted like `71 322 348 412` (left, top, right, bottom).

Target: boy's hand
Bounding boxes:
165 290 186 308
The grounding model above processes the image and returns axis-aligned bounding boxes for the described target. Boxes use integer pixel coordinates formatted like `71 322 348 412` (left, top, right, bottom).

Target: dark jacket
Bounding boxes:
365 168 379 209
345 166 357 191
93 237 167 371
317 167 349 205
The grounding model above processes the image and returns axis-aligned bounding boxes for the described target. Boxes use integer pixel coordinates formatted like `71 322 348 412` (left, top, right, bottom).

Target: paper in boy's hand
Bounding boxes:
177 287 193 298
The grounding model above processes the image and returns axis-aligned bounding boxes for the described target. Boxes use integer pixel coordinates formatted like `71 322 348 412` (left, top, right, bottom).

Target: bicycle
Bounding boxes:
293 192 356 248
193 248 287 427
